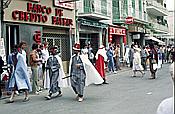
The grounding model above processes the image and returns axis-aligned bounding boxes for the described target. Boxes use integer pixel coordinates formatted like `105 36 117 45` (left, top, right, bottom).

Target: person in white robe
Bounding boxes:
132 47 145 77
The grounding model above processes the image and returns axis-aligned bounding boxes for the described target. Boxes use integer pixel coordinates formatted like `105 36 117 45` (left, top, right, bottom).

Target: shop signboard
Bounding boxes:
110 27 126 35
80 19 108 28
4 0 75 28
54 0 74 9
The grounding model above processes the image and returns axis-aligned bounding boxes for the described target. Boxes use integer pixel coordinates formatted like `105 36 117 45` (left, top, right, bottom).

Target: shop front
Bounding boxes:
3 0 75 72
78 18 108 54
128 24 146 46
125 17 147 46
108 26 127 59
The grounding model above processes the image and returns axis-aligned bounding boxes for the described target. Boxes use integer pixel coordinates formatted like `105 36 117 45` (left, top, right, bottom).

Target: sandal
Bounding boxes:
23 97 30 102
6 100 14 103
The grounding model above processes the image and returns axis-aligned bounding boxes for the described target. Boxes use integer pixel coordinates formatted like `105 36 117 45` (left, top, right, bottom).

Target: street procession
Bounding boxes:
0 0 174 114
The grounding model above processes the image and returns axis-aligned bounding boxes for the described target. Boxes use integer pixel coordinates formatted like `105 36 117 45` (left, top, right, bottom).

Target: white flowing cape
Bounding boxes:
44 55 69 89
68 54 104 86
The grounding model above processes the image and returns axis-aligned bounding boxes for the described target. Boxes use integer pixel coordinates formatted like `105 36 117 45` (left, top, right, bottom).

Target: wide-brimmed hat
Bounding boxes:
73 43 80 51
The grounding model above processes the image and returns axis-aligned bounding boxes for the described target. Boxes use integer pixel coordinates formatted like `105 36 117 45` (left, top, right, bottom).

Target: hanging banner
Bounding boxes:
0 38 6 62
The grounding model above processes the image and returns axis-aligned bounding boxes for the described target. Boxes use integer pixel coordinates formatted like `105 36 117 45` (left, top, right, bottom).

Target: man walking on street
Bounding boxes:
44 46 67 100
69 43 103 102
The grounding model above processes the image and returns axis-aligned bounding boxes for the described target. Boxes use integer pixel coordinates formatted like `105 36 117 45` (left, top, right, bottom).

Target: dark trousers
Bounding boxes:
150 63 157 78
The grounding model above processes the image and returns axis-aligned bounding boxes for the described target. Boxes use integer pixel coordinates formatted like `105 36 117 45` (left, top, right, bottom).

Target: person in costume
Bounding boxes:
69 43 103 102
7 45 31 103
44 46 67 100
132 46 145 77
95 45 108 84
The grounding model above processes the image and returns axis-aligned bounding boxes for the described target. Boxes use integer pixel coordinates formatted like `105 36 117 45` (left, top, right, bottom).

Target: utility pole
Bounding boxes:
0 0 2 38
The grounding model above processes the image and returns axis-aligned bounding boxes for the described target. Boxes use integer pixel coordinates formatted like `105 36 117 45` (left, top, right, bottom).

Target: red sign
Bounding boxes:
125 17 134 24
33 31 41 43
110 27 126 35
11 2 73 26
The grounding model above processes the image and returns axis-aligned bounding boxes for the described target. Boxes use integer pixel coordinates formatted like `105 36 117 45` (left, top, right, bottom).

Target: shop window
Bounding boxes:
42 33 70 61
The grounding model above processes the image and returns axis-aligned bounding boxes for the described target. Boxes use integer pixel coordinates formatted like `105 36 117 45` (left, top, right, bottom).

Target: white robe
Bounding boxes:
133 51 143 71
44 55 69 89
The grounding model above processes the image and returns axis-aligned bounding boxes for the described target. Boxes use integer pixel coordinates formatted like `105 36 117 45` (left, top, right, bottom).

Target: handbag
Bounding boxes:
89 53 94 59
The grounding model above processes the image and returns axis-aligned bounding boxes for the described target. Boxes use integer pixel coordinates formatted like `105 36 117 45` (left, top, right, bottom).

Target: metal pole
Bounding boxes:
75 1 77 42
0 0 2 38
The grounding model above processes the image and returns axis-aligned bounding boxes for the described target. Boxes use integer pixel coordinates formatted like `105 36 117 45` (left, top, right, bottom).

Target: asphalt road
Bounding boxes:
0 64 173 114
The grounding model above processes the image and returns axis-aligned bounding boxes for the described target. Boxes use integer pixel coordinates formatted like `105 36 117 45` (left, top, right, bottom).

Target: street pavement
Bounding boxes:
0 64 173 114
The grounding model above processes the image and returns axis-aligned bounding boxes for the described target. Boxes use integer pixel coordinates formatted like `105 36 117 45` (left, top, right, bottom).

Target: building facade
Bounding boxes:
112 0 148 46
2 0 76 72
76 0 110 53
146 0 169 45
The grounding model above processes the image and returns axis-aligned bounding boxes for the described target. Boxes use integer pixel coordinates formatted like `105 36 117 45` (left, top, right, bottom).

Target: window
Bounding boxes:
121 0 128 19
84 0 91 13
139 0 142 19
101 0 107 15
132 0 135 16
112 0 120 20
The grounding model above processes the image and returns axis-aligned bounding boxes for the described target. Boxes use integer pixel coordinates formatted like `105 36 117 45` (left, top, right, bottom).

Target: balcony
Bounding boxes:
152 22 169 34
78 1 110 20
146 1 169 16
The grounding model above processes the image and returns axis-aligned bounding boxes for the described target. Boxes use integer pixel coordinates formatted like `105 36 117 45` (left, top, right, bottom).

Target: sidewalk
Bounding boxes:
106 66 131 76
0 66 132 101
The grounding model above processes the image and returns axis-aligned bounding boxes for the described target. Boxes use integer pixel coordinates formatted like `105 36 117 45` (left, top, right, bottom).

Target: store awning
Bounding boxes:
145 36 165 45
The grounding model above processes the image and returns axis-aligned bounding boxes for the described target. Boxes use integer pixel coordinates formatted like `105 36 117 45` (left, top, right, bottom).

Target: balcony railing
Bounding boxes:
152 22 169 33
146 1 169 16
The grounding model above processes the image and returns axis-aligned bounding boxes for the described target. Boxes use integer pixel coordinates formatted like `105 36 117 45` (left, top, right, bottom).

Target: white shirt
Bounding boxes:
21 49 26 63
157 97 174 114
41 48 49 62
